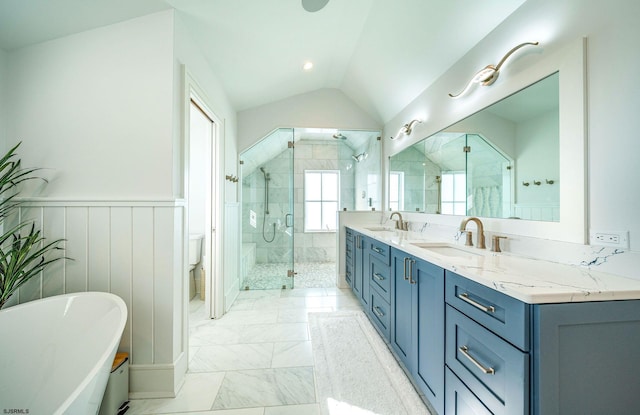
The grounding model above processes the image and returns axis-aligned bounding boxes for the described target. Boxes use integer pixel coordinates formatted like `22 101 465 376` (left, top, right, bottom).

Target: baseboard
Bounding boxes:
128 352 188 399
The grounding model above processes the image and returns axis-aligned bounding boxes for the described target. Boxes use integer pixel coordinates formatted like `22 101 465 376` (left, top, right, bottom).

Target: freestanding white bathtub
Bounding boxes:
0 292 127 414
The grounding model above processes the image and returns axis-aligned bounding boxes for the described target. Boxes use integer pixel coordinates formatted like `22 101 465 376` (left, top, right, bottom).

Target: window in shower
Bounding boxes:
304 170 340 232
441 171 466 215
389 171 404 211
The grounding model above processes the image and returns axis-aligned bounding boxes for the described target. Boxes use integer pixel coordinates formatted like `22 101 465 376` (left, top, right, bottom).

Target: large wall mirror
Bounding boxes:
389 72 559 221
385 38 587 244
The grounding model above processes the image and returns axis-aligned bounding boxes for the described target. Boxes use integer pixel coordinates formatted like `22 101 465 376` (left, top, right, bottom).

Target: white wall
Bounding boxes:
6 12 175 199
173 12 238 203
0 49 6 154
238 88 381 152
383 0 640 252
173 11 241 315
3 11 190 398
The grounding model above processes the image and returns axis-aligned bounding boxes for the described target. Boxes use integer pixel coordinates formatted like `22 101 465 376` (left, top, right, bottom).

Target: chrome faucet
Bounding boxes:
390 211 407 230
459 217 486 249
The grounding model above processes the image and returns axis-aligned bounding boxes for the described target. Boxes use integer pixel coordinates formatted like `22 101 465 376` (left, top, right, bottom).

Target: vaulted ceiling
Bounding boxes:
0 0 526 123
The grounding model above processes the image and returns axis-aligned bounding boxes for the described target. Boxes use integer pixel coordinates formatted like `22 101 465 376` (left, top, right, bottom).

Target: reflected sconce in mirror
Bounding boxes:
449 41 539 99
391 119 422 140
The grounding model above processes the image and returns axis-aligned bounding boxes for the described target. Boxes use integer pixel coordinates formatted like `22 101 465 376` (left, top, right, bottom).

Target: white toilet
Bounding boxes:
188 234 204 300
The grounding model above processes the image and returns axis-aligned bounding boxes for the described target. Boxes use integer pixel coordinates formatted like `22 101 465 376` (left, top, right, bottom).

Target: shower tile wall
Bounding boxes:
242 140 358 270
295 140 355 263
354 136 382 211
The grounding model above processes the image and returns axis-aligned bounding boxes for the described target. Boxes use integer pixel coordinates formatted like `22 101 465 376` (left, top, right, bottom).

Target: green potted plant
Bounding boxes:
0 142 66 309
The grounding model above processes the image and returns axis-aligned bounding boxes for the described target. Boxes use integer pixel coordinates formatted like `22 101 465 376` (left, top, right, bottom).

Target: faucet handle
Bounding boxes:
464 231 474 247
491 235 508 252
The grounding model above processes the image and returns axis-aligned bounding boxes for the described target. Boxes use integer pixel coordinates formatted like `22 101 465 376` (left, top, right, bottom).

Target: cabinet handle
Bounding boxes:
459 346 495 375
403 257 409 281
373 273 385 281
357 235 361 249
372 246 383 254
409 259 416 284
458 292 496 313
373 306 385 318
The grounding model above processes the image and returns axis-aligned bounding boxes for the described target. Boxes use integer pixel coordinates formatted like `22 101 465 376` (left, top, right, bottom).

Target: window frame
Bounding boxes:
303 169 340 233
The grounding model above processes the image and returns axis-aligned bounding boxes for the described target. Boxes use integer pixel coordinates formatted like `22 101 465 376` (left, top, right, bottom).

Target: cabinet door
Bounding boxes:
391 248 413 369
415 258 445 415
446 368 494 415
360 236 371 307
352 232 364 298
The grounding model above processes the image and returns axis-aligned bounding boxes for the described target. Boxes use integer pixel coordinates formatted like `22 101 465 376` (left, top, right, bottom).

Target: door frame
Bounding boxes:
183 67 225 320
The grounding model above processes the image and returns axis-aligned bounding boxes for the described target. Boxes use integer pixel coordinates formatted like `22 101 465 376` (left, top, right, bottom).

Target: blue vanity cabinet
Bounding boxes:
445 271 530 415
446 270 640 415
531 299 640 415
368 251 392 340
391 248 445 415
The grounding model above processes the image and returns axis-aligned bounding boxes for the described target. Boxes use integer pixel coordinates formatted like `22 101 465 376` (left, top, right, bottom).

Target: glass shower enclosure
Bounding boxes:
240 127 382 290
239 128 295 290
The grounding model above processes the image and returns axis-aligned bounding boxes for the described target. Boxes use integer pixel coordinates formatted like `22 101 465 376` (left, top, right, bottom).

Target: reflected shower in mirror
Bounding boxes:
389 72 559 221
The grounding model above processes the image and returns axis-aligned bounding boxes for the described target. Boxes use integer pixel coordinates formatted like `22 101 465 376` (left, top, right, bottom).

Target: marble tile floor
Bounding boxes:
242 262 337 290
128 287 361 415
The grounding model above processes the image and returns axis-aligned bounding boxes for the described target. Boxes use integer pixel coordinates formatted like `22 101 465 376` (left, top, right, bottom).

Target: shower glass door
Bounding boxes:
240 128 294 290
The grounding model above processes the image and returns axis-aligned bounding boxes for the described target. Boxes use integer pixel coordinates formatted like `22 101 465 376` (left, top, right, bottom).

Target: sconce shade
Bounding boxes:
391 119 422 140
449 41 539 98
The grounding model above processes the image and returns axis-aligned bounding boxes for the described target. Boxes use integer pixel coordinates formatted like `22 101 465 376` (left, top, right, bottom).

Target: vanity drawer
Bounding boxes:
445 368 493 415
368 238 390 266
446 271 530 351
446 305 529 415
369 256 391 301
370 288 391 340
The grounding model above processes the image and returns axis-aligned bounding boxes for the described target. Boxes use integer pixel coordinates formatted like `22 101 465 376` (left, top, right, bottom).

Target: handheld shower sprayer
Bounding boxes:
260 167 275 243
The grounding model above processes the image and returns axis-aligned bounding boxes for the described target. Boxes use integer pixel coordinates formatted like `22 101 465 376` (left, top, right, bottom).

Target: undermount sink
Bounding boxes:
364 226 393 232
410 242 483 258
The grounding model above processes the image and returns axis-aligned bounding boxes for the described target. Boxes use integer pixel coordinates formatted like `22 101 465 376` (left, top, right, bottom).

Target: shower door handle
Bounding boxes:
285 214 293 228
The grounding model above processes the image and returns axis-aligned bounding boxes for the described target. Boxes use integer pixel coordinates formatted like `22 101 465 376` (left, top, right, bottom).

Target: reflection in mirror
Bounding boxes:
389 72 559 221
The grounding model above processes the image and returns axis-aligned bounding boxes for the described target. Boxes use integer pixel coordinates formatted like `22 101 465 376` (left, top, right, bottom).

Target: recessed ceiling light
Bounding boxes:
303 61 314 71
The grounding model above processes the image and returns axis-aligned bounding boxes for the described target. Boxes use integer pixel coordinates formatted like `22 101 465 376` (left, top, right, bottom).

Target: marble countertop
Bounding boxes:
349 225 640 304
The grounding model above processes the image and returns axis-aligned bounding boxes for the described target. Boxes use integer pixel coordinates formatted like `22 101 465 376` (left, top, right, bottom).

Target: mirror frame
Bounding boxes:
386 38 587 244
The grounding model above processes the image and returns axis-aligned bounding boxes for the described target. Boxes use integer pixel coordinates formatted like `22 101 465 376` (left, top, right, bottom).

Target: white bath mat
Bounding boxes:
309 311 432 415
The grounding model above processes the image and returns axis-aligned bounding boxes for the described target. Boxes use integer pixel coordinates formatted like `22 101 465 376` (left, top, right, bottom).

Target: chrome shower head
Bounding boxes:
352 152 368 163
332 133 347 140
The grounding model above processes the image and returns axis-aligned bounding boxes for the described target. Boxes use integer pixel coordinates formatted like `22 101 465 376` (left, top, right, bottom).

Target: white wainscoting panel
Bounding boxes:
9 199 186 398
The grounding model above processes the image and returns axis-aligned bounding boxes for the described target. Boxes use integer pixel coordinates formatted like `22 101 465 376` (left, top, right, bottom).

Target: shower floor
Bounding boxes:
242 262 336 290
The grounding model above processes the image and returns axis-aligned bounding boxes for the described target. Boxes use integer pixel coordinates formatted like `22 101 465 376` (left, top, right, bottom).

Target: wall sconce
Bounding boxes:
449 41 539 99
391 119 422 140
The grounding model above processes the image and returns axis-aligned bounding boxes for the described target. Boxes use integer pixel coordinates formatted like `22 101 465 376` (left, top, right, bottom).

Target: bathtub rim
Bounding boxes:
0 291 128 413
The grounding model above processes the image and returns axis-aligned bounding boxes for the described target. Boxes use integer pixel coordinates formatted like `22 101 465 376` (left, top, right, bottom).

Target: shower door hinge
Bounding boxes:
239 160 244 165
463 146 471 153
287 270 297 278
288 141 294 148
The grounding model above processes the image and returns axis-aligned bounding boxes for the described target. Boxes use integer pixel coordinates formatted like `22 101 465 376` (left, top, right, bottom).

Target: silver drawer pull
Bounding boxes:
372 246 384 254
459 346 495 375
373 273 385 281
373 306 385 318
458 292 495 313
